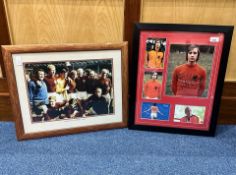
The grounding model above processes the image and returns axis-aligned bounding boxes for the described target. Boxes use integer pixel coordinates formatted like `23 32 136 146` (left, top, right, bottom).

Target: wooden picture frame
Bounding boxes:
2 42 128 140
129 23 233 136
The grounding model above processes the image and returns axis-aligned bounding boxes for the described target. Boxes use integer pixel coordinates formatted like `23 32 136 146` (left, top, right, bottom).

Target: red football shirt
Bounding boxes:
144 80 161 98
180 115 200 124
171 63 206 96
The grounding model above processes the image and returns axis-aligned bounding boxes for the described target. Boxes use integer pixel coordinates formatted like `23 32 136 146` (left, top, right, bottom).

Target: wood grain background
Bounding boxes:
0 0 10 77
3 0 236 79
140 0 236 81
4 0 124 44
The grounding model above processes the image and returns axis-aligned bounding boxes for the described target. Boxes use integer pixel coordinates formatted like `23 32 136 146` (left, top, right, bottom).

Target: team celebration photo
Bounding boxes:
24 59 114 123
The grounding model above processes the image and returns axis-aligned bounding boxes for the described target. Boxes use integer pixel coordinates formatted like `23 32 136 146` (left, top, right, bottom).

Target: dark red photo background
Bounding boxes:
135 31 224 131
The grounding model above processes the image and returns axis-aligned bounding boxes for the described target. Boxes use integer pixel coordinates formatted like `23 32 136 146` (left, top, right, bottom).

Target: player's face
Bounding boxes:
102 72 107 78
151 74 157 80
185 108 191 116
38 71 45 81
65 72 68 78
90 71 95 79
187 48 198 63
60 72 65 78
49 100 56 107
71 72 77 79
95 88 102 97
77 69 84 77
155 41 161 50
49 68 56 76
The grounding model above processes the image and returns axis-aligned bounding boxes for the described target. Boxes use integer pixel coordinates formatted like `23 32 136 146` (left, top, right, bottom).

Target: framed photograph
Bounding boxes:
2 42 128 140
129 23 233 136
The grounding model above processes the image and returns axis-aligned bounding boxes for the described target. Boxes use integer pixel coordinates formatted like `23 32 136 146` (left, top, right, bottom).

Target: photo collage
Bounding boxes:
135 33 218 130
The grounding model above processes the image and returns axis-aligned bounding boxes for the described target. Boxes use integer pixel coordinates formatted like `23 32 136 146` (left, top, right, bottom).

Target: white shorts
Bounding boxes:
103 93 111 104
68 92 78 100
77 91 88 100
56 94 65 103
150 112 157 119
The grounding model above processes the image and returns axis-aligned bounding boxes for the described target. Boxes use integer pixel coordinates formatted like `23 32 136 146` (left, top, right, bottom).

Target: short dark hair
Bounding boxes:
151 72 158 78
185 106 191 113
186 45 200 61
36 69 44 74
35 69 45 79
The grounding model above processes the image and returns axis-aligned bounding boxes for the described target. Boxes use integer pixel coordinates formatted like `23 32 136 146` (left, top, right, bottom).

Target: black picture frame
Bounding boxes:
129 23 234 136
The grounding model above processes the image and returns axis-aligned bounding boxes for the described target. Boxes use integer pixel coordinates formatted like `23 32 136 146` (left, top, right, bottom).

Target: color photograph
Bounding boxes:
144 38 166 69
174 105 206 124
166 44 214 97
143 71 163 99
24 59 114 123
141 102 170 121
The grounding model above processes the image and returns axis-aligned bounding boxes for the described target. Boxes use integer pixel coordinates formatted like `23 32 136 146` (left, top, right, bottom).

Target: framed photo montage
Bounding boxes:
129 23 233 136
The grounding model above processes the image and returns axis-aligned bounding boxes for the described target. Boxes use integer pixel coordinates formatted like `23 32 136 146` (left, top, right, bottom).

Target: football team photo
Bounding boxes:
24 59 114 123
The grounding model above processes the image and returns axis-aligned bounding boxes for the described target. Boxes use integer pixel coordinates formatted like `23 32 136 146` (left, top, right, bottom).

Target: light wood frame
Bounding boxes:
2 42 128 140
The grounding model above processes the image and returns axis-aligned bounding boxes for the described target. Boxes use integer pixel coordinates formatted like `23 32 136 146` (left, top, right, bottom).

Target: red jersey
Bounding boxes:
144 80 161 98
68 79 76 93
171 63 206 96
44 76 57 92
98 77 112 95
180 115 200 124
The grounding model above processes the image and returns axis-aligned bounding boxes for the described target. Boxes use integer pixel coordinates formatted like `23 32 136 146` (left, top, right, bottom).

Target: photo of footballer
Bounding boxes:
174 105 206 124
166 44 214 97
24 59 114 123
141 102 170 120
143 72 163 99
145 38 166 69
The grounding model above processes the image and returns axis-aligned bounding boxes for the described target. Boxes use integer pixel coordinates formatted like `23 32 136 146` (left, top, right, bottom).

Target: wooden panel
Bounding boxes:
4 0 124 44
0 96 13 121
218 82 236 123
0 77 11 121
219 97 236 124
124 0 141 65
0 0 11 77
141 0 236 81
0 78 9 92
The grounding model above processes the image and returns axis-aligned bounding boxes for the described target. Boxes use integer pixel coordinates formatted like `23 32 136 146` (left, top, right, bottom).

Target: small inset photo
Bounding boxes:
141 102 170 121
143 72 162 99
145 38 166 69
174 105 206 124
